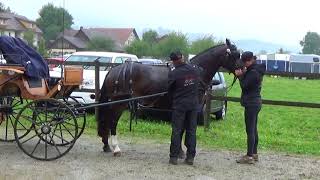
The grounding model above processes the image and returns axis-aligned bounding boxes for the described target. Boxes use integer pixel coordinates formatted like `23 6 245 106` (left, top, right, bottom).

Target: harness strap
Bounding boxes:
122 62 128 91
128 62 134 94
113 64 124 94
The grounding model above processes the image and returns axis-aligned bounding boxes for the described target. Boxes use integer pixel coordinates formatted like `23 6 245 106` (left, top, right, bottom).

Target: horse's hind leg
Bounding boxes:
110 106 125 157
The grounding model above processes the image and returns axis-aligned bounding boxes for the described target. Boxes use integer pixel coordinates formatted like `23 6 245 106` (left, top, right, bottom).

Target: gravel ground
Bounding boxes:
0 135 320 180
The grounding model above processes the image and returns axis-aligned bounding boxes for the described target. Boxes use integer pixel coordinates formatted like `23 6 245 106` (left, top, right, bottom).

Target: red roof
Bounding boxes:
82 28 138 45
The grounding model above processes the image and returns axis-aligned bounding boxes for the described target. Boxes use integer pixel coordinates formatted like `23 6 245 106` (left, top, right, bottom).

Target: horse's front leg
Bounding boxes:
102 133 112 153
110 129 121 156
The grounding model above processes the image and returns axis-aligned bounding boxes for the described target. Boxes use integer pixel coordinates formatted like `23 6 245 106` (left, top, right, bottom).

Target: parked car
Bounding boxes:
138 58 163 65
46 54 72 70
137 72 228 124
50 51 139 104
207 72 227 120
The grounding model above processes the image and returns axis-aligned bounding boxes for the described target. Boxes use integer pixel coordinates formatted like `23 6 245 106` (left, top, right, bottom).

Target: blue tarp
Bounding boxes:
0 35 49 79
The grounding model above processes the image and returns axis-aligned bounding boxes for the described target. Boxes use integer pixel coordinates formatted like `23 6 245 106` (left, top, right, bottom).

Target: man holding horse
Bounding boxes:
168 50 200 165
235 51 266 164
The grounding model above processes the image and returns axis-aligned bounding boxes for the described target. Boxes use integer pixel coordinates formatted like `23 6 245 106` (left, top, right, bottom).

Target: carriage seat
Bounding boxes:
22 77 48 97
0 64 25 74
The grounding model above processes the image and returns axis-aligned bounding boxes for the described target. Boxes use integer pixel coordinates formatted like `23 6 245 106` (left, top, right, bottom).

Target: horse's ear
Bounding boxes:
226 38 231 47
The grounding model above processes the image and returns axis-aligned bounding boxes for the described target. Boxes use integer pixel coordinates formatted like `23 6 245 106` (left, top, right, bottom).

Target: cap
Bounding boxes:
169 50 183 61
241 51 254 62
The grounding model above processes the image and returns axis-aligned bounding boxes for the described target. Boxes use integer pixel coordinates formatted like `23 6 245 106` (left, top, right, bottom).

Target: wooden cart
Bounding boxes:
0 64 86 160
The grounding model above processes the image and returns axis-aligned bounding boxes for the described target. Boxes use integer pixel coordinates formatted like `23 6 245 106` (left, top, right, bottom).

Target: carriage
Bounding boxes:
0 36 86 160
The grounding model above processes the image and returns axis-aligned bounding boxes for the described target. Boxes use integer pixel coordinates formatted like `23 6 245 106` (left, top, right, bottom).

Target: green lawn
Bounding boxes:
85 74 320 156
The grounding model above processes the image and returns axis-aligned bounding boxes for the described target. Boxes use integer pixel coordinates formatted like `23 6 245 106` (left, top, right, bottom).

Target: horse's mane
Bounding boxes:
190 44 225 64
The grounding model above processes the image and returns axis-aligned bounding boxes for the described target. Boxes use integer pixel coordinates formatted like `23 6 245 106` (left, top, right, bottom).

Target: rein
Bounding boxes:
226 75 237 93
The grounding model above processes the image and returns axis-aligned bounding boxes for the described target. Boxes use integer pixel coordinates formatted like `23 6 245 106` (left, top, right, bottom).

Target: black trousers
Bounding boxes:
170 109 197 158
244 106 261 156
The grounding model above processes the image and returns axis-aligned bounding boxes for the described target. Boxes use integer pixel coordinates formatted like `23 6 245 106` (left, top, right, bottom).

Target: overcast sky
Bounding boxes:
3 0 320 47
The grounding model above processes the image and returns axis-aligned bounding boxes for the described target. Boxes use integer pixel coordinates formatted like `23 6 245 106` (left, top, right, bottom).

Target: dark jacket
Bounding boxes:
239 63 266 107
168 63 200 110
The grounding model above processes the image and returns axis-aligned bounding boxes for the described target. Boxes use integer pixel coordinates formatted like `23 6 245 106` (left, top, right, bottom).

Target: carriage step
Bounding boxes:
0 105 13 113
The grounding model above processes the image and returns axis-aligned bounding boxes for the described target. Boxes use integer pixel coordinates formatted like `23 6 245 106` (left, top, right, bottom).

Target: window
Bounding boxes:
213 73 220 81
99 57 112 63
114 57 123 63
67 55 100 62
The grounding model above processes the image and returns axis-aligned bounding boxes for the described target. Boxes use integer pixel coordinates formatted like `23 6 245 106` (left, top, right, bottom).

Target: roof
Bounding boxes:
0 12 42 33
63 35 87 49
57 29 78 38
81 28 138 45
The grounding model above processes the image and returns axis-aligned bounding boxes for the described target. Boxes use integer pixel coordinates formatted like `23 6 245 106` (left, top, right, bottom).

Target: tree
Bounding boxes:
277 48 290 54
23 30 35 48
258 50 267 55
125 40 150 58
300 32 320 55
0 2 11 12
189 36 221 54
36 3 74 41
86 37 116 51
38 38 48 57
153 32 189 59
142 30 159 45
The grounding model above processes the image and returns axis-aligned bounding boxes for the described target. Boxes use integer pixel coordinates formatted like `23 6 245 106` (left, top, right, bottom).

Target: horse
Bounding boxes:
97 39 241 156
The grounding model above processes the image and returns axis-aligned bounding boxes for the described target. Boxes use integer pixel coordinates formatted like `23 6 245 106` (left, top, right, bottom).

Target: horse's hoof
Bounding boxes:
103 145 112 153
113 151 121 157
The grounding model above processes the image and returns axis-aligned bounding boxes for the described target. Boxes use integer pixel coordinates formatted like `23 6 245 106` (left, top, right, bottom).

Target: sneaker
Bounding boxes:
253 154 259 162
236 155 255 164
178 150 186 159
184 157 194 165
169 157 178 165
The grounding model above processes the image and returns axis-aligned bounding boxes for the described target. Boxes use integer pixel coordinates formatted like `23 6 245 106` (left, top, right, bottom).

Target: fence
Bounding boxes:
51 61 320 129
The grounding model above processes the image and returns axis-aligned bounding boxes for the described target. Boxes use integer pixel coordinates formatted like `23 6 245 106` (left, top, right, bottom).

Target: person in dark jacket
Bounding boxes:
168 50 200 165
234 51 266 164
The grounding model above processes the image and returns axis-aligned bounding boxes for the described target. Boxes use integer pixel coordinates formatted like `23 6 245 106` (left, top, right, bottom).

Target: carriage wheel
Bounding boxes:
59 96 86 145
0 97 31 142
14 98 78 161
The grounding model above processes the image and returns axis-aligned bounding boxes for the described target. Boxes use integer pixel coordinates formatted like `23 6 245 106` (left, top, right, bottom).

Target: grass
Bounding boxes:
84 74 320 156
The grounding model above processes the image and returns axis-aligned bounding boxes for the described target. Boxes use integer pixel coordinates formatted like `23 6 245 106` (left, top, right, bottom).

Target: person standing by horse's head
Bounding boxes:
234 51 266 164
168 50 200 165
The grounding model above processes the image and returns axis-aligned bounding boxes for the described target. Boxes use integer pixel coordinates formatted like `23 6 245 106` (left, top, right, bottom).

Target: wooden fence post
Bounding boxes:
94 60 100 120
204 91 211 131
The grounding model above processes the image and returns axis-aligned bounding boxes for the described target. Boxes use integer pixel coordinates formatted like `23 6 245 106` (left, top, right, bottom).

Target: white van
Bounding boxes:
50 51 138 103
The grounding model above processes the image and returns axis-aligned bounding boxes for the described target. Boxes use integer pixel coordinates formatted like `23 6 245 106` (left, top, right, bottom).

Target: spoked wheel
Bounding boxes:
61 96 86 144
14 98 78 161
0 96 30 142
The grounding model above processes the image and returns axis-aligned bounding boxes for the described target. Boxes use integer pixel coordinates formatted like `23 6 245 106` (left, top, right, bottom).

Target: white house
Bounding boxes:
0 12 42 47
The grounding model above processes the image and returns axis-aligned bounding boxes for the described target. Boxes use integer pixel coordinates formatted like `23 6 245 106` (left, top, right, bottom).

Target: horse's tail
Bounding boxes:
97 72 112 138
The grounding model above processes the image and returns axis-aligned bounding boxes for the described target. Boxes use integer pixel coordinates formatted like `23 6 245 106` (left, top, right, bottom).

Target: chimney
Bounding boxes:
80 26 83 30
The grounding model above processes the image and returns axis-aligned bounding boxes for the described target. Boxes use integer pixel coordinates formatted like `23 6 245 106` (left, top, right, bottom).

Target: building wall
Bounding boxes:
125 32 137 46
0 30 16 37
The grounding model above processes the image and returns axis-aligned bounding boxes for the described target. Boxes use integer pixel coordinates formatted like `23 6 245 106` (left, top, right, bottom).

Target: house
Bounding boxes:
49 27 139 56
0 12 42 47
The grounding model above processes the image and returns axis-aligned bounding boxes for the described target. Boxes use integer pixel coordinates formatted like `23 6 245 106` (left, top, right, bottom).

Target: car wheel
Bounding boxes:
215 101 227 120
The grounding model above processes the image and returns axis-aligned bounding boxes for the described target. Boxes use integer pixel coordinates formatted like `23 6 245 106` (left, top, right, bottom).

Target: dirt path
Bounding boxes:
0 135 320 180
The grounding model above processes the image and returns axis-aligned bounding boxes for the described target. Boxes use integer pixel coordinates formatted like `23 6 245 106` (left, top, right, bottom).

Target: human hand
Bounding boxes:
235 69 243 76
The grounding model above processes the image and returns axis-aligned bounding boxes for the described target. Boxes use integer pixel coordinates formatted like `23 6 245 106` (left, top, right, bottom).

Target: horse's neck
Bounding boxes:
192 58 221 85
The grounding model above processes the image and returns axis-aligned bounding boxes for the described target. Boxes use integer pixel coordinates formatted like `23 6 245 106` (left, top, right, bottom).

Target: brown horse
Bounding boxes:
97 39 241 156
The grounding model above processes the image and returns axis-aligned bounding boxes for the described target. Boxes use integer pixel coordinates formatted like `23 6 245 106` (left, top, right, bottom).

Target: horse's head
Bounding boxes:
220 39 241 73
